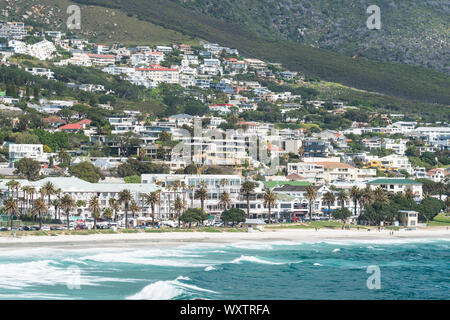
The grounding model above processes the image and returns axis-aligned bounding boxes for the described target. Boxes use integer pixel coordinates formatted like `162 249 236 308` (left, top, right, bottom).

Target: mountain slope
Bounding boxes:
177 0 450 74
70 0 450 106
0 0 197 45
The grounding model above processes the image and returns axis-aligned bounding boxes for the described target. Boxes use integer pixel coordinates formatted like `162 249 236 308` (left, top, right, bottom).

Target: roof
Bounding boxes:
169 113 194 119
0 176 160 193
286 173 305 180
272 184 320 193
367 179 422 185
76 119 92 125
263 181 311 188
57 123 82 130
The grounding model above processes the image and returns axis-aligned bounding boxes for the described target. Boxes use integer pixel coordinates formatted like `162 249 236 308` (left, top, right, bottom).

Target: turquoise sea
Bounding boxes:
0 239 448 300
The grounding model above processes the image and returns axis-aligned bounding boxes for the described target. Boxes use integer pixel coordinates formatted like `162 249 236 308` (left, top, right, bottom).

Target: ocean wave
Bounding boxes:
230 255 286 265
332 248 341 252
79 250 209 267
204 266 216 271
0 259 137 290
127 276 217 300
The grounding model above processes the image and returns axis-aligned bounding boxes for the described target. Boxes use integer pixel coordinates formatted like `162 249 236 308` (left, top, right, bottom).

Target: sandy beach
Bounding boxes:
0 227 448 249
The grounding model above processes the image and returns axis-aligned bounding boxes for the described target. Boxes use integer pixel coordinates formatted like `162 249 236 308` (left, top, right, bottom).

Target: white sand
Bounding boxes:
0 227 448 249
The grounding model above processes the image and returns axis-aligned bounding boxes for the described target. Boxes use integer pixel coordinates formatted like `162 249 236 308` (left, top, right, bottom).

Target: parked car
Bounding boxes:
42 225 50 231
30 226 41 231
0 227 10 231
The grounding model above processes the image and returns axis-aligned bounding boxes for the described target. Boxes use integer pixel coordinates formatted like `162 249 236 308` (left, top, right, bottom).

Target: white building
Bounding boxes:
8 144 47 164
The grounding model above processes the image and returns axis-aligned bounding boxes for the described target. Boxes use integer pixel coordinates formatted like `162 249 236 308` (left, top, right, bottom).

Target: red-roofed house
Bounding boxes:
43 116 67 128
57 119 91 132
427 168 448 182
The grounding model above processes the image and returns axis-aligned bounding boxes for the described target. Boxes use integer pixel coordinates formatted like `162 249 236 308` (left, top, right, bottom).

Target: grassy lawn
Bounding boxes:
428 213 450 227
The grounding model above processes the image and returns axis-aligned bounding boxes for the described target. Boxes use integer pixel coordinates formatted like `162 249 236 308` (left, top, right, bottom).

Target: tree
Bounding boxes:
144 191 160 225
103 208 113 220
418 197 445 223
240 181 256 219
88 195 101 230
194 181 208 213
322 191 336 220
61 194 75 230
360 187 375 213
263 189 278 223
305 185 318 221
32 198 48 229
374 186 389 203
333 208 352 226
221 208 246 226
174 196 185 227
180 208 206 228
42 181 56 208
14 158 41 180
118 189 132 228
69 162 104 183
218 191 232 211
3 197 19 229
337 190 349 209
109 198 120 222
130 199 141 219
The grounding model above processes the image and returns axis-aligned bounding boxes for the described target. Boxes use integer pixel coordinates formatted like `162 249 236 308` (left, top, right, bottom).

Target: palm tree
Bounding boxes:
9 180 20 199
263 189 278 223
21 185 30 214
51 199 60 220
305 185 318 221
32 198 48 229
436 182 445 200
129 199 141 219
76 200 86 216
118 189 132 228
103 208 113 220
194 181 208 213
337 190 349 209
42 181 56 208
240 181 255 219
360 187 375 213
144 191 160 225
350 186 360 216
88 195 101 230
218 191 232 211
188 184 195 208
55 188 62 219
173 196 185 227
61 194 75 230
3 197 19 229
109 198 120 222
374 186 389 203
322 191 336 220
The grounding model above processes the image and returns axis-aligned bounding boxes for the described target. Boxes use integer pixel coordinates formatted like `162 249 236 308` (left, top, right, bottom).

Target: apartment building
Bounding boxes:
8 144 47 164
